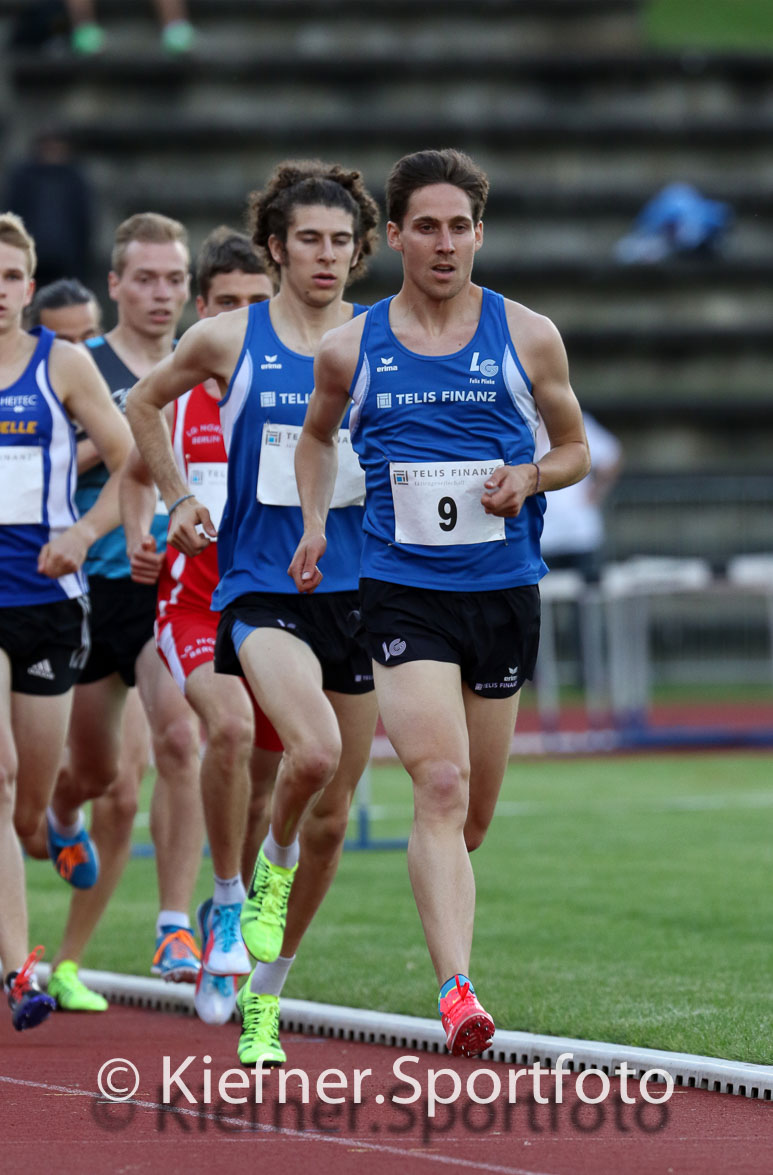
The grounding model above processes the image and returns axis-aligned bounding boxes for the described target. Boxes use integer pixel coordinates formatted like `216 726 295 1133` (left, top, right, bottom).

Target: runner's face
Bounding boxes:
197 269 273 319
0 242 34 334
269 204 358 306
387 183 483 301
108 239 190 338
38 300 100 344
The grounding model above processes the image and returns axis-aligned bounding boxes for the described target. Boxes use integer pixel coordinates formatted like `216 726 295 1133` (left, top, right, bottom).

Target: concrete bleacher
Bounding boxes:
1 0 772 566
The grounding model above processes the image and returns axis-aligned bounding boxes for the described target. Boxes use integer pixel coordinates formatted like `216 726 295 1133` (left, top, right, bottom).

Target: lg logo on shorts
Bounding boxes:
382 637 406 661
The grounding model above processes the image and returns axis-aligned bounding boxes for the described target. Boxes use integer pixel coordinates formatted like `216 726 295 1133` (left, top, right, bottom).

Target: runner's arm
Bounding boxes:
482 309 590 517
38 342 133 578
125 316 237 554
289 323 360 592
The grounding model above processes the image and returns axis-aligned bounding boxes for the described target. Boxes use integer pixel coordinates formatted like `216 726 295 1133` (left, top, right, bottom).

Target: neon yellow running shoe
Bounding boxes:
240 850 297 963
236 984 286 1066
47 961 108 1012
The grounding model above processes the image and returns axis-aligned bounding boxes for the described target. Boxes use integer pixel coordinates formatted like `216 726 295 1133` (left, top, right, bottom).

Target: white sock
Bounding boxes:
156 910 191 936
250 954 296 997
262 828 300 871
47 806 83 840
213 874 246 906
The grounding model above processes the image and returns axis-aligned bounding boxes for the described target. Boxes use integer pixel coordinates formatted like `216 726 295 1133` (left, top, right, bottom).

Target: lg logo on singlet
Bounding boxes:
470 352 499 378
382 638 406 661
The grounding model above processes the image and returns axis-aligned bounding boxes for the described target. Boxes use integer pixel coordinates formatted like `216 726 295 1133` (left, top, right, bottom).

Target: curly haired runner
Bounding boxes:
127 161 380 1065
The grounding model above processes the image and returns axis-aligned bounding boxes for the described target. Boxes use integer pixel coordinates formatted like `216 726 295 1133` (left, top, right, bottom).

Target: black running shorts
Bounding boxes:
358 578 540 698
215 590 374 695
0 596 90 696
77 575 157 687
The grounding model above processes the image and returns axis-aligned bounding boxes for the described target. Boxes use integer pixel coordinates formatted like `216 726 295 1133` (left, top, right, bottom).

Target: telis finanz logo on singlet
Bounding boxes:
382 637 406 662
469 352 499 378
376 355 398 373
260 391 276 408
377 393 392 409
261 355 282 370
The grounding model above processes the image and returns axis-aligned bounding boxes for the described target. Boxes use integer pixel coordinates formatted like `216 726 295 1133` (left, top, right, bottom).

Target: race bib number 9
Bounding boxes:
390 460 506 546
257 423 365 508
0 446 44 525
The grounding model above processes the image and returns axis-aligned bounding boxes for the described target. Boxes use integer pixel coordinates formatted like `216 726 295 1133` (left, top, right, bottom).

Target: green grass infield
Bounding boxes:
25 751 773 1066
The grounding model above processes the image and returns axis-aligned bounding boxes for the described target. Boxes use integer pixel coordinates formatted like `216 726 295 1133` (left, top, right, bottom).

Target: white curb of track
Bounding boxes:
36 965 773 1101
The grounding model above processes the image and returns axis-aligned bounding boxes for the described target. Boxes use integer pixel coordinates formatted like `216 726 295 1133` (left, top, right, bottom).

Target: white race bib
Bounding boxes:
0 446 44 525
390 459 506 546
257 423 365 509
188 461 228 528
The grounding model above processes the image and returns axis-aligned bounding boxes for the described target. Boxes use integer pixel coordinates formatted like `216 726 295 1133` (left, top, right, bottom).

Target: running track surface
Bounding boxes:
1 1005 771 1175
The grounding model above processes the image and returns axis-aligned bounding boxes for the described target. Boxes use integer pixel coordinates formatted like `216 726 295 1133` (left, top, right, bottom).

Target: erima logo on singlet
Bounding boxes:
376 356 398 373
261 355 282 370
470 352 499 378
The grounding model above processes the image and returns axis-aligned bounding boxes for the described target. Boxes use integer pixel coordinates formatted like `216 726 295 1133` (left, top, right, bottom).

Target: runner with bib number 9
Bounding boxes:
290 148 590 1058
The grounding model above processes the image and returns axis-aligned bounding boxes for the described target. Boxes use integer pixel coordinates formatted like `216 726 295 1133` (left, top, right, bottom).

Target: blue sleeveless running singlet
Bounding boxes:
349 288 547 591
0 327 86 605
213 299 366 608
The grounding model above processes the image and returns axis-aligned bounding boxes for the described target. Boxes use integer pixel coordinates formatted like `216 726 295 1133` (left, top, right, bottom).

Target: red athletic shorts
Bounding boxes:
156 608 282 752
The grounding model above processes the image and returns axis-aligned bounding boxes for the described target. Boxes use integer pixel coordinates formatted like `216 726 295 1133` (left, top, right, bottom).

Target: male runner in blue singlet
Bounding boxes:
127 162 380 1064
290 149 590 1057
0 213 131 1031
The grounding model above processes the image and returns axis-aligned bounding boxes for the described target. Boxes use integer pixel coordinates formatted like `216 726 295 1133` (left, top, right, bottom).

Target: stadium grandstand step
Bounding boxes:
3 0 772 566
11 49 773 121
0 0 648 55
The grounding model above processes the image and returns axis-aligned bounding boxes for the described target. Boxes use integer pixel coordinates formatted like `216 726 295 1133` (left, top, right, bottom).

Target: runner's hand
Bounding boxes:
481 464 536 517
37 526 90 579
129 534 165 584
167 496 216 556
288 532 326 594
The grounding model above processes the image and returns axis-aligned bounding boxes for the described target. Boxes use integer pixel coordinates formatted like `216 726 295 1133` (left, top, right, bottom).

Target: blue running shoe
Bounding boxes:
6 947 56 1032
199 900 250 977
151 926 200 983
46 814 99 889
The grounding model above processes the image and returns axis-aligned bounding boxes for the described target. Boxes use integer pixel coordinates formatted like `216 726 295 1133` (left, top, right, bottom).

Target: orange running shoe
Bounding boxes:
438 975 495 1057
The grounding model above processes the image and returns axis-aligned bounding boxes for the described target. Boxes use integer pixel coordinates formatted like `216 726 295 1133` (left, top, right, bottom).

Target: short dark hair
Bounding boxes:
248 159 379 284
26 277 98 327
385 149 490 227
196 226 267 301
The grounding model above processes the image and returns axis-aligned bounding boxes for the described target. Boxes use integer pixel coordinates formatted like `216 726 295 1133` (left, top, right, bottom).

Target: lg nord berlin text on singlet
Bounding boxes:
0 327 86 606
349 288 547 592
213 299 367 608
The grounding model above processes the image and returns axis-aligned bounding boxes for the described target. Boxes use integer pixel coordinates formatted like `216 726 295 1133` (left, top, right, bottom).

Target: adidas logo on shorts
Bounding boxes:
27 658 55 681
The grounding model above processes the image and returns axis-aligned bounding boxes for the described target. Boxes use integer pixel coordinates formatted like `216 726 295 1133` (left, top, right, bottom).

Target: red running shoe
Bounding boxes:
439 975 495 1057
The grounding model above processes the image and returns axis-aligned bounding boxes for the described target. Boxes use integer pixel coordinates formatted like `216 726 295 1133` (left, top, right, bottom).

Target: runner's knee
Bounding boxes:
413 759 469 823
204 709 253 768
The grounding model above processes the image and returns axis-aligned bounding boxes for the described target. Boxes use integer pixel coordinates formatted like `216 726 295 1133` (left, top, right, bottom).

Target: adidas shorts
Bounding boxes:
215 590 374 696
0 596 90 696
358 578 540 698
78 575 157 687
156 606 282 753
